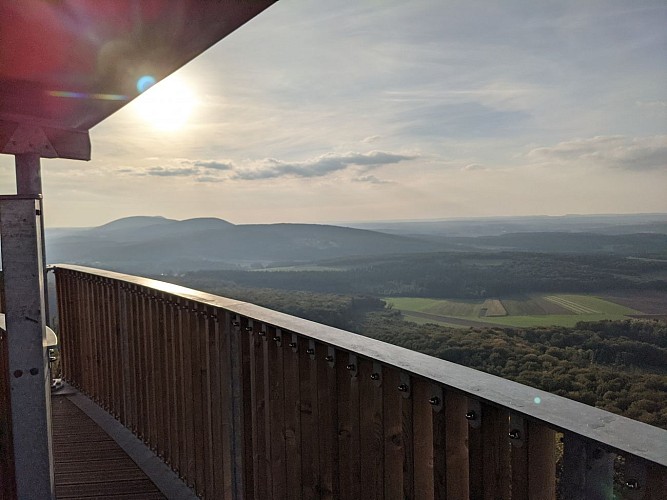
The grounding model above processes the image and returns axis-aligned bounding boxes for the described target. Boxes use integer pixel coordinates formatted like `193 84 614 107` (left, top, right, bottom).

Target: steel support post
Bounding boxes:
0 154 55 499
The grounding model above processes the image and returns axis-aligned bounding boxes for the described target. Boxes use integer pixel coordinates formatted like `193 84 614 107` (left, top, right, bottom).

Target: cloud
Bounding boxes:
353 175 391 184
526 135 667 171
191 160 234 171
462 163 485 171
232 150 417 180
145 167 200 177
362 135 381 143
195 176 224 183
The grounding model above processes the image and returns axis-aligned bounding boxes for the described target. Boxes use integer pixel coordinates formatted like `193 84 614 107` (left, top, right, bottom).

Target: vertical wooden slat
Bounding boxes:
217 309 233 499
202 307 216 499
268 327 287 500
349 354 362 499
298 337 319 499
560 434 614 500
444 391 469 500
645 461 667 500
249 319 268 499
175 298 190 479
510 415 529 500
527 422 556 500
190 306 206 495
283 334 302 500
336 351 352 500
153 296 165 456
166 299 180 472
359 358 383 500
383 367 412 500
316 343 338 500
129 287 141 434
467 403 510 500
183 303 197 487
145 292 157 449
157 294 171 464
239 316 255 498
207 307 225 497
413 378 434 499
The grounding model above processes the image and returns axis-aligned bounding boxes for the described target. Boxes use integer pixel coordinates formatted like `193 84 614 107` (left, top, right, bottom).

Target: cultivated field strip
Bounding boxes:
543 296 600 314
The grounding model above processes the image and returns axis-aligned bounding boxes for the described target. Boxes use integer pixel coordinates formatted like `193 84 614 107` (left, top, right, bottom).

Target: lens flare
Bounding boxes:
136 75 156 93
534 396 542 405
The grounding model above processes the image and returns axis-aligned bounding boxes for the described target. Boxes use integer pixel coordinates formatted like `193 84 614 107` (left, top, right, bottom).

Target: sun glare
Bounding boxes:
133 75 196 131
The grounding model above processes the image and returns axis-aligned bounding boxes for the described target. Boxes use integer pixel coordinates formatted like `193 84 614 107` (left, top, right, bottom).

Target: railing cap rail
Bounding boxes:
54 263 667 467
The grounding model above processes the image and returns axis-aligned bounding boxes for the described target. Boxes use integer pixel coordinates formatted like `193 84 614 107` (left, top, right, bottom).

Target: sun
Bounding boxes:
132 75 197 131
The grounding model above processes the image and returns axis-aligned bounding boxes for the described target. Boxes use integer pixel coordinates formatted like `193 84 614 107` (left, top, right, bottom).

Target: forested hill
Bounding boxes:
179 252 667 298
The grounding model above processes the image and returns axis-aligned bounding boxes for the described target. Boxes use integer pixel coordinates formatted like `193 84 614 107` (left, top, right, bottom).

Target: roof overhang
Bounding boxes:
0 0 276 160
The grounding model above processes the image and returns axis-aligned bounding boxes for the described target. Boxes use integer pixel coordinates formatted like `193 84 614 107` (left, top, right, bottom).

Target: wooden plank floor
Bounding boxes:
51 394 166 499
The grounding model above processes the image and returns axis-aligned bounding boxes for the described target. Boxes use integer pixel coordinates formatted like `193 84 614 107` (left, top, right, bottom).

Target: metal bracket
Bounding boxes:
398 372 411 398
308 339 316 360
622 456 647 499
326 346 336 368
347 353 358 378
290 333 298 353
429 384 443 412
245 318 254 334
259 322 267 340
509 413 524 448
272 327 282 347
466 399 482 429
371 362 382 387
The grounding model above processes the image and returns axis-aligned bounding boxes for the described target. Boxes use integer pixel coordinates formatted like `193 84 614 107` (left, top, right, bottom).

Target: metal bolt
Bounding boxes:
429 396 441 406
465 411 476 420
346 364 355 371
232 321 240 327
509 429 521 440
625 480 640 490
398 384 409 392
325 355 334 362
289 342 297 348
257 330 265 337
306 348 315 355
273 336 281 342
370 373 380 380
244 326 253 332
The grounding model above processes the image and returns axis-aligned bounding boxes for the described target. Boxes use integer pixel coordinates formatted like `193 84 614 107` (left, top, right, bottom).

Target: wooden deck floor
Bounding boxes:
51 394 166 499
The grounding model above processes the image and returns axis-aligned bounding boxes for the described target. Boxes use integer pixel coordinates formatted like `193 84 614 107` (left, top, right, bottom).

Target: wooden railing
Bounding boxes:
54 264 667 499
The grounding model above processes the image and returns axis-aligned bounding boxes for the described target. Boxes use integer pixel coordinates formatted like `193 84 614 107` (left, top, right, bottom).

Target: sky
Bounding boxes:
2 0 666 227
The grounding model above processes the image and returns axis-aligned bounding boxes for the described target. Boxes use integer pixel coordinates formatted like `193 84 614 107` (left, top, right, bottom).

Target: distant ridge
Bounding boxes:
45 214 667 274
46 216 439 273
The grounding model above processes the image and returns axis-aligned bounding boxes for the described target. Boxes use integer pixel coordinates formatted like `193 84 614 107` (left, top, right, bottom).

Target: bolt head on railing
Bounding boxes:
244 326 253 332
325 355 334 362
429 396 441 406
625 480 640 490
508 429 521 440
346 363 355 371
306 348 315 355
398 383 409 392
273 336 281 342
289 342 297 348
232 321 240 327
370 373 380 381
465 410 476 420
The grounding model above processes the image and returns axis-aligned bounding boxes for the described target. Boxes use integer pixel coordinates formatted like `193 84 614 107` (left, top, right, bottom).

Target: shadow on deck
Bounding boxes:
51 387 195 500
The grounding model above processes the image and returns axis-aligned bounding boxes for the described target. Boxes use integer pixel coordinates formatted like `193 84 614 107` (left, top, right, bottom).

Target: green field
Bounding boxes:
386 294 642 328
